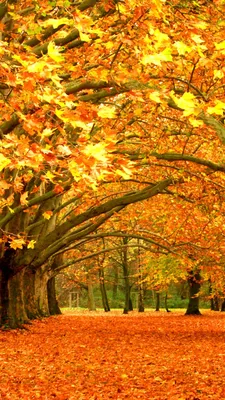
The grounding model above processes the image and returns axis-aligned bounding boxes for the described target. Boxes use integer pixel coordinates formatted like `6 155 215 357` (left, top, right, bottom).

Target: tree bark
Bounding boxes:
155 292 160 311
23 268 42 320
47 277 62 315
185 271 202 315
112 264 118 300
87 271 96 311
34 268 50 317
99 267 110 312
0 248 29 328
165 293 171 312
221 299 225 312
122 237 131 314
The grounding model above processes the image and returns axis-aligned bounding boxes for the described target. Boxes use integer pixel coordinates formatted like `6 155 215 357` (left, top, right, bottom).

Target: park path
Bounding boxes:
1 311 225 399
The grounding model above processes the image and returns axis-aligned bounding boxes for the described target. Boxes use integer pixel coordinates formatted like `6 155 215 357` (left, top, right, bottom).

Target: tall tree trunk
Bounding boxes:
47 276 62 315
122 237 131 314
112 264 118 300
138 286 144 312
155 292 160 311
137 244 144 312
99 267 110 312
0 248 28 328
165 293 171 312
221 299 225 311
185 271 202 315
35 268 50 317
87 270 96 311
23 267 42 320
8 269 29 327
212 295 220 311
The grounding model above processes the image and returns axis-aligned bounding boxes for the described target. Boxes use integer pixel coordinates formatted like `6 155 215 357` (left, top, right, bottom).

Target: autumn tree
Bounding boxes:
1 0 225 327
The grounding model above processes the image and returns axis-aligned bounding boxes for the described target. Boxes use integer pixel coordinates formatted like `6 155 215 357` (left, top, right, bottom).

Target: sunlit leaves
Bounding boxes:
207 101 225 116
173 41 192 56
142 48 173 66
97 106 117 119
170 91 197 117
43 211 53 220
41 18 73 29
0 154 11 171
9 237 26 250
48 42 65 63
83 143 108 163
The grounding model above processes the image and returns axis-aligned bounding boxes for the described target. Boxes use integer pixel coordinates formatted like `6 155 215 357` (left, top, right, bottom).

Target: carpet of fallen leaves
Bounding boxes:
1 310 225 400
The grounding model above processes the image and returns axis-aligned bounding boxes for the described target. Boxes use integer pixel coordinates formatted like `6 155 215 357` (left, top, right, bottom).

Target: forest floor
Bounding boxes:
1 310 225 399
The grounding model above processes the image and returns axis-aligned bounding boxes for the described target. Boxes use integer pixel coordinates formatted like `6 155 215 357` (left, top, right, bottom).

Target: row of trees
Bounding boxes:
1 0 225 327
56 235 225 315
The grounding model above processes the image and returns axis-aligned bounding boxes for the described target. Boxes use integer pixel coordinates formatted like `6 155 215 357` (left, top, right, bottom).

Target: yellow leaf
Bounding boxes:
41 128 54 138
170 91 196 116
207 101 225 116
27 61 46 73
192 34 204 44
213 69 224 80
98 106 117 119
27 240 36 249
149 91 161 103
215 40 225 50
10 238 26 250
20 191 29 205
79 31 91 42
41 18 72 29
68 160 82 182
43 211 53 220
84 143 108 163
116 168 131 180
142 48 172 66
189 118 204 127
45 171 56 182
12 54 28 67
48 41 64 63
0 154 11 171
174 41 192 56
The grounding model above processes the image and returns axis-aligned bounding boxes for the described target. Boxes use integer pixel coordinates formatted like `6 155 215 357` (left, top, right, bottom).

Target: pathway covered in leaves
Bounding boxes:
1 311 225 399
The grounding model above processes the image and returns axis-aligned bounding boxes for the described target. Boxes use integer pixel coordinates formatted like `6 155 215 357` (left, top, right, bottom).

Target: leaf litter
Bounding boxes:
1 311 225 399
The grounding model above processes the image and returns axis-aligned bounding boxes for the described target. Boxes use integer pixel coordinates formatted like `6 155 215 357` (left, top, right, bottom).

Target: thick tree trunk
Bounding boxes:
23 268 42 320
0 263 10 326
155 292 160 311
0 248 29 328
221 299 225 311
99 268 110 312
212 295 220 311
34 268 50 317
0 268 29 328
185 271 202 315
8 269 29 327
47 277 61 315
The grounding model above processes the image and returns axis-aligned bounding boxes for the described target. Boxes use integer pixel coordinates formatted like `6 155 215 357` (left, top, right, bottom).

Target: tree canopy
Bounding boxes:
1 0 225 326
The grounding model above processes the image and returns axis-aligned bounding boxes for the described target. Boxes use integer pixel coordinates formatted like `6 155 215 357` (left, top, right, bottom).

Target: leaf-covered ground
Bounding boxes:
1 311 225 399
